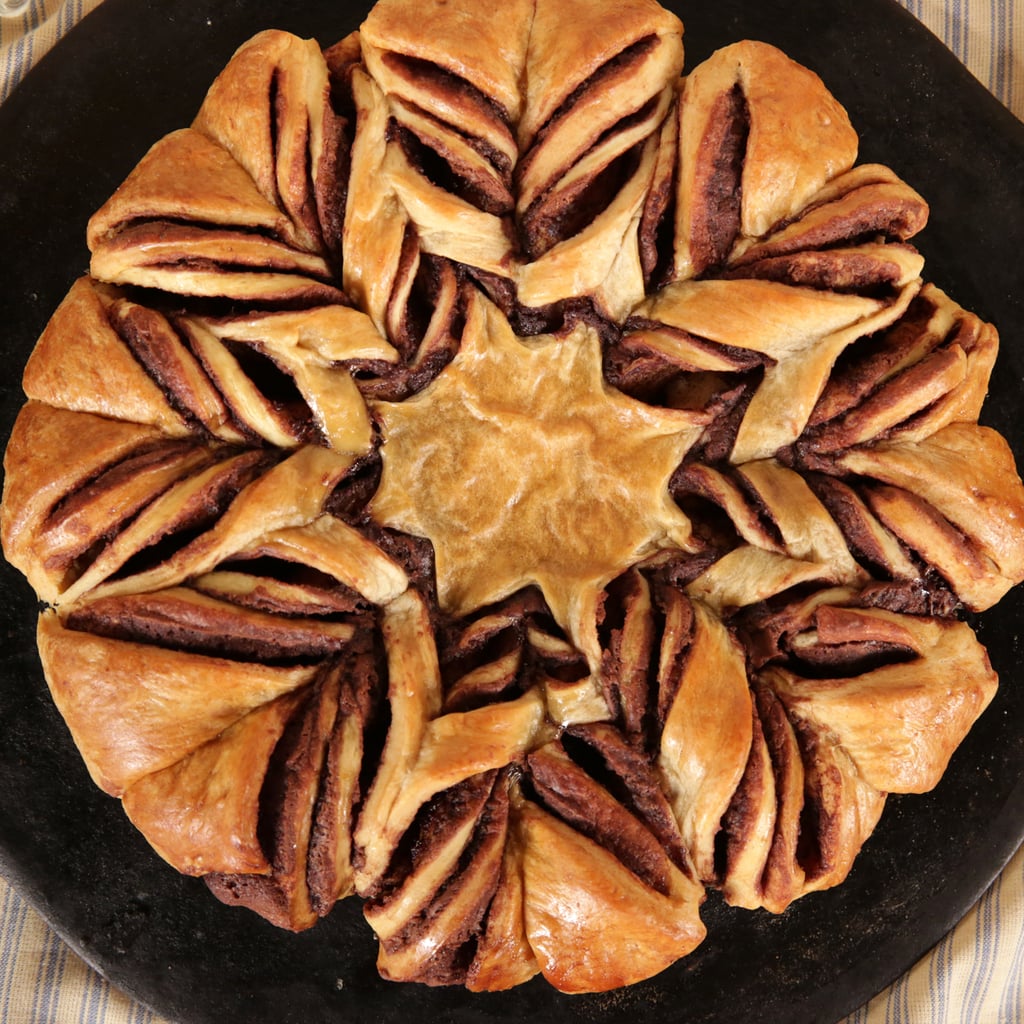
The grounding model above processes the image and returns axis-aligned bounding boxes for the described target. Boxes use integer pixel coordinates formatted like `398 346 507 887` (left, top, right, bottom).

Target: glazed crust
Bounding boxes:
3 0 1024 997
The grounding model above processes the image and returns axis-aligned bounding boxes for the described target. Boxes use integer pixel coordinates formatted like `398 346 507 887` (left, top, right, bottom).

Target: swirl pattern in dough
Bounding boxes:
3 0 1024 994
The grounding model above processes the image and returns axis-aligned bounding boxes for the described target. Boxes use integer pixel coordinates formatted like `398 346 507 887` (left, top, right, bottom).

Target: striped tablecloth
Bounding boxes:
1 1 1022 1022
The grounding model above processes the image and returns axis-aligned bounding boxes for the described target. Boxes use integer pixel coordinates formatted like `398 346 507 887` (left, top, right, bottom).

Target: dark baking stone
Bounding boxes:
1 1 1022 1022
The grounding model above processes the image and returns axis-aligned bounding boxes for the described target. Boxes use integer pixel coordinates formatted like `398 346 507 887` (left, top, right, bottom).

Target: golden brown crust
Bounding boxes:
22 278 193 436
2 0 1024 997
766 610 998 793
38 610 319 796
192 30 337 256
674 40 857 281
360 0 533 123
521 0 684 149
87 128 340 302
369 291 701 657
658 593 752 880
122 689 306 876
1 403 179 604
464 837 541 991
518 799 705 993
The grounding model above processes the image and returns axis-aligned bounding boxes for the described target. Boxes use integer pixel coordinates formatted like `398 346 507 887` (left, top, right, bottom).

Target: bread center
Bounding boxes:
369 292 703 657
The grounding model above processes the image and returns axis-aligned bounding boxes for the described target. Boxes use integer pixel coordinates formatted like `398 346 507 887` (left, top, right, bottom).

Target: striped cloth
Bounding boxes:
0 1 1022 1022
0 0 103 103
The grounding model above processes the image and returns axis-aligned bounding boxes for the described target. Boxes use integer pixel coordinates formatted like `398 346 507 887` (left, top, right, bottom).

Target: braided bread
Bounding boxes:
3 0 1023 994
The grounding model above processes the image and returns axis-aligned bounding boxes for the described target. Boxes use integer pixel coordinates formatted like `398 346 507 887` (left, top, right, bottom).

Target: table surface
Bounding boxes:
1 1 1022 1022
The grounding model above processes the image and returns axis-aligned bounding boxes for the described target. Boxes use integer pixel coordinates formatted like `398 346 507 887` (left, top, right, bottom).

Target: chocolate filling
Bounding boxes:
732 189 929 266
521 36 658 155
315 105 352 273
357 524 438 605
566 723 691 874
649 583 696 728
527 738 675 895
111 300 242 439
393 121 513 216
369 771 507 986
806 291 941 428
690 84 747 276
205 672 339 930
806 473 907 579
358 255 463 401
65 589 359 663
597 568 657 740
754 684 805 907
324 450 384 524
855 575 960 618
380 52 514 147
106 448 278 582
270 67 326 255
44 440 203 538
219 337 319 444
307 647 381 915
715 700 768 882
519 142 644 259
638 126 678 290
722 249 905 297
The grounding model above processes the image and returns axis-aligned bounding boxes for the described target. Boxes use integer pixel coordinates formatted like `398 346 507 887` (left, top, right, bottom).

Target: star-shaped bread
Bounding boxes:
369 291 705 663
6 0 1024 999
